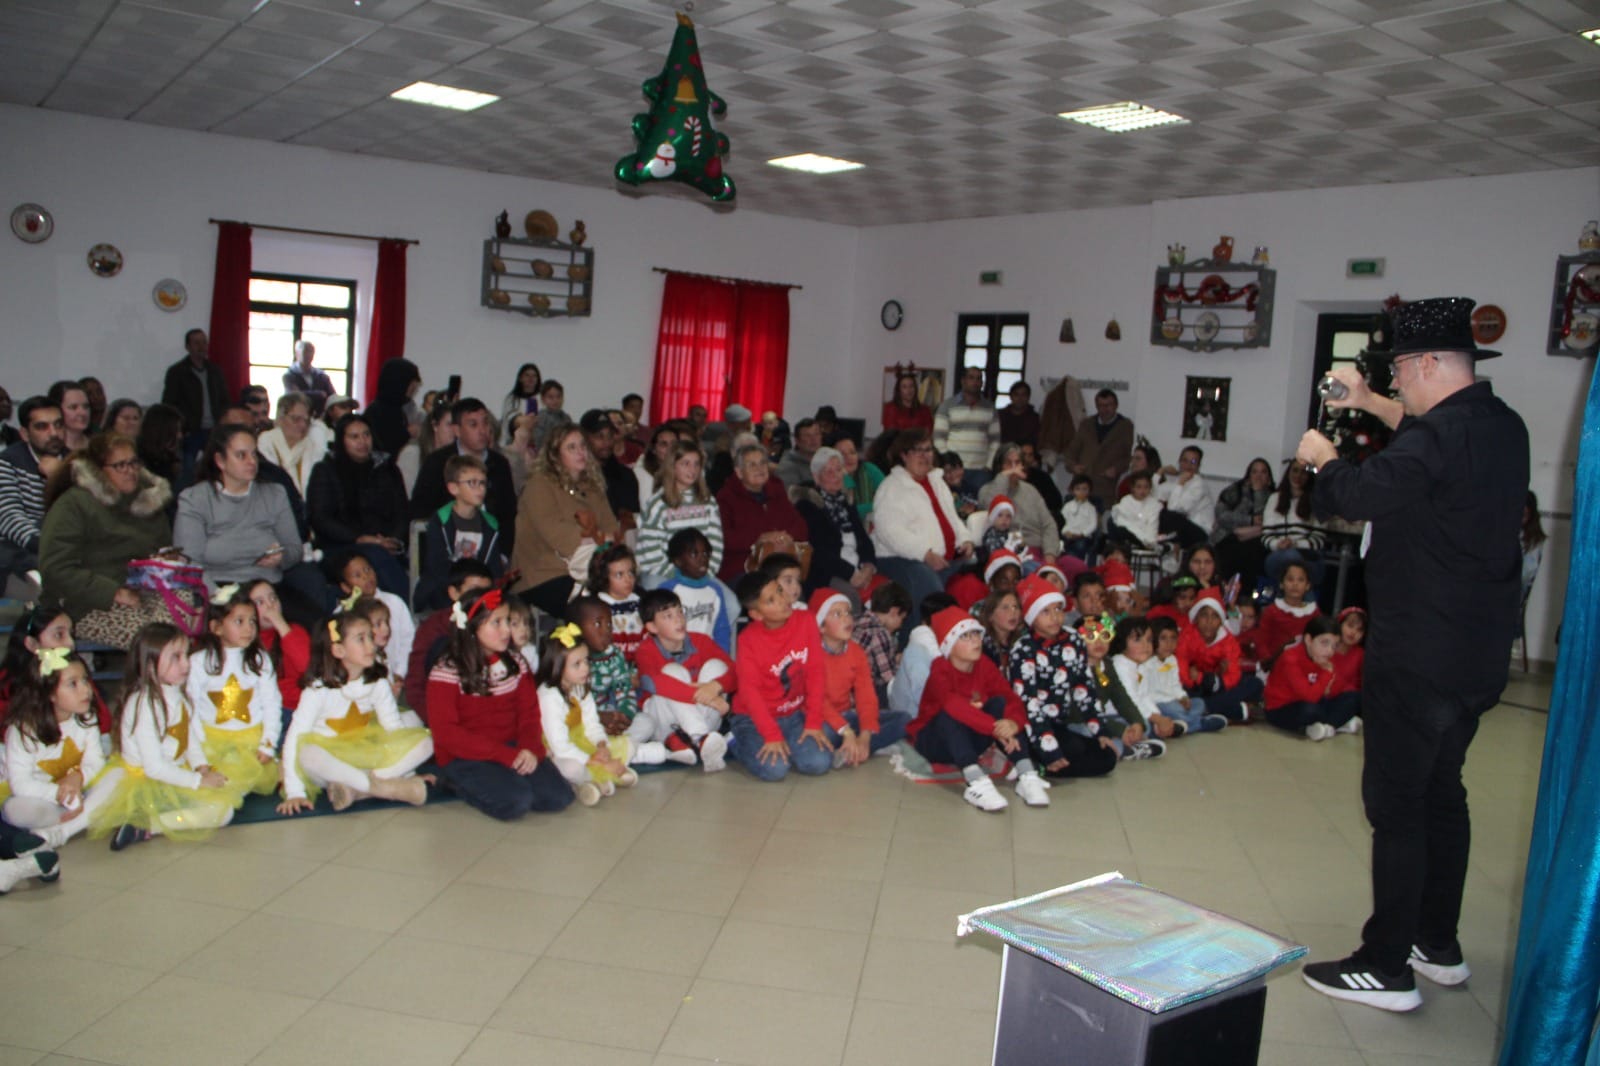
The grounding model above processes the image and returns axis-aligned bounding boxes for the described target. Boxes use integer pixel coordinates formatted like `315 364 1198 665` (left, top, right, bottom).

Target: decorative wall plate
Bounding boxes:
1566 312 1599 351
530 259 554 279
523 210 558 239
87 243 123 277
1193 311 1221 343
1160 316 1183 340
10 203 52 243
1470 304 1506 345
152 278 187 311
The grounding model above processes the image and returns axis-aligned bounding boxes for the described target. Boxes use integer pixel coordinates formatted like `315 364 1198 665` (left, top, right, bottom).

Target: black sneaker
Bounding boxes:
1303 952 1422 1012
1410 942 1471 986
110 825 152 852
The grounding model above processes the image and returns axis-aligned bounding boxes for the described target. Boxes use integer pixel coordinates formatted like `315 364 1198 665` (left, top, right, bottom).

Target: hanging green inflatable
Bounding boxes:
614 13 735 203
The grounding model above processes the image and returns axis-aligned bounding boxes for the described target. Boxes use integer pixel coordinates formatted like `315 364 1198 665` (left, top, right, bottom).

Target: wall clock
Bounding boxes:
881 299 903 330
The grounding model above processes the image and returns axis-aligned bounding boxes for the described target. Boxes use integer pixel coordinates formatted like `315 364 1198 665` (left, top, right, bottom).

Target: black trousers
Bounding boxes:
1031 723 1118 779
913 699 1027 770
440 757 573 820
1359 664 1494 973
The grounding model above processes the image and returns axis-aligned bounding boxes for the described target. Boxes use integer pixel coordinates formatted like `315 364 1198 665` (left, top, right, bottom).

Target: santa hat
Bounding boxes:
930 606 983 658
984 549 1022 583
988 495 1015 520
1336 605 1368 624
808 588 851 629
1100 559 1135 592
1017 574 1066 627
1189 589 1227 623
1036 563 1067 587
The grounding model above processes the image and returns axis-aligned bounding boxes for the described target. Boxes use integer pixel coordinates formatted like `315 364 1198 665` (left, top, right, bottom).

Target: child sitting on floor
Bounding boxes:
1060 474 1099 562
1177 590 1265 723
659 528 734 654
1264 615 1361 741
537 623 637 806
1146 618 1226 733
853 581 908 704
1332 606 1366 692
568 596 658 764
727 570 830 782
811 589 910 768
634 589 734 772
1255 560 1320 667
3 645 107 856
335 551 415 690
186 584 281 796
589 542 643 663
404 559 494 718
1077 615 1167 757
887 592 957 717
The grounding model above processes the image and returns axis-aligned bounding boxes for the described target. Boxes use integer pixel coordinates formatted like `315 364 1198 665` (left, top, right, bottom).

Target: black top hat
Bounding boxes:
1379 297 1500 361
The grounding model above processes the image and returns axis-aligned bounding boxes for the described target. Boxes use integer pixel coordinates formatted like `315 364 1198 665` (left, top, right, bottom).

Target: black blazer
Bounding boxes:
794 487 877 597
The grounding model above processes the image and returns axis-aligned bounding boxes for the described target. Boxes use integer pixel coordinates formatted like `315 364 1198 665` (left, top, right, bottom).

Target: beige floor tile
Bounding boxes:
594 852 750 917
331 816 503 878
656 779 792 828
32 889 249 971
872 883 995 944
659 977 853 1066
857 934 1002 1014
842 998 996 1066
405 881 583 955
700 918 869 995
881 836 1014 897
1255 1042 1366 1066
458 1030 655 1065
1331 985 1499 1063
1013 849 1129 897
0 1047 42 1066
753 828 890 883
892 806 1013 849
0 950 160 1051
46 833 185 888
653 1056 739 1066
133 844 320 910
546 900 723 975
1260 970 1359 1050
729 866 880 935
488 957 692 1051
262 862 452 933
0 880 122 949
205 807 395 861
631 813 773 866
248 1001 478 1066
503 805 657 853
59 974 312 1066
774 796 900 840
458 837 621 898
181 911 387 998
327 934 536 1024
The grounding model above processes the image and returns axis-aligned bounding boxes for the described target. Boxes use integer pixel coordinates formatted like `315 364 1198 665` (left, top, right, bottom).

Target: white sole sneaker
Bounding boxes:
697 732 728 773
1410 945 1471 986
1305 722 1336 741
1338 717 1363 735
963 779 1008 813
1014 774 1051 807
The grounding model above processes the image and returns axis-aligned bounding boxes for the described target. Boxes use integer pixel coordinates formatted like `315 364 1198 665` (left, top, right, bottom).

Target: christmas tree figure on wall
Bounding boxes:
614 13 736 203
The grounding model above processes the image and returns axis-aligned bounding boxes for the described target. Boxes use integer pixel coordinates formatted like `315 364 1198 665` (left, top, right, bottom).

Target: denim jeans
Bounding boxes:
440 758 574 820
873 556 954 628
823 709 911 754
1156 697 1214 731
1188 675 1264 720
727 711 831 781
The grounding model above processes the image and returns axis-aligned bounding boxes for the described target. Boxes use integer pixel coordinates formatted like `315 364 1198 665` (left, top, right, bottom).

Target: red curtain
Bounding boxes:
728 283 791 420
207 221 252 400
650 273 738 425
363 239 408 404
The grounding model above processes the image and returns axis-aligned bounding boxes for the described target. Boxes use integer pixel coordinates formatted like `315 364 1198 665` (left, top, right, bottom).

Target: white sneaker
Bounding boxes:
962 776 1008 813
1338 717 1363 735
617 768 639 788
697 732 727 773
598 780 617 797
1306 722 1336 742
576 782 602 807
1014 772 1051 807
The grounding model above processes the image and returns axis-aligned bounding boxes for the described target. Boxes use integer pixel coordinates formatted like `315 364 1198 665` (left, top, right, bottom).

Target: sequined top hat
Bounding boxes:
1379 297 1500 360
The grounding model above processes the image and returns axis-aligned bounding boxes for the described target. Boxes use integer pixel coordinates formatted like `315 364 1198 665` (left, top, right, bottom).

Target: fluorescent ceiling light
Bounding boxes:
390 81 499 111
1058 101 1189 133
1581 27 1600 45
766 153 865 174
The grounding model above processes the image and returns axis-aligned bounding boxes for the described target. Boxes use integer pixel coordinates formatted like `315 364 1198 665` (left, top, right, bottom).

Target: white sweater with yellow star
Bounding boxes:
186 645 283 758
281 678 405 801
4 714 105 803
120 685 208 789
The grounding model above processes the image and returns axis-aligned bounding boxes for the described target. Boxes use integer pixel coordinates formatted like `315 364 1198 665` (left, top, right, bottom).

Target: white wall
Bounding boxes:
0 104 859 421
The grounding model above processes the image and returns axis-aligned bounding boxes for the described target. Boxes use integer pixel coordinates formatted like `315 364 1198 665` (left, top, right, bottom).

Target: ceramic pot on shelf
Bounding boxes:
1212 236 1234 263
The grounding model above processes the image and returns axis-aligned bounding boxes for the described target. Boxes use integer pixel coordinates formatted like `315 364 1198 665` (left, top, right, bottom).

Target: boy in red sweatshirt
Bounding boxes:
729 570 831 781
1177 589 1265 723
634 588 735 772
1264 614 1361 741
810 589 911 768
911 606 1041 813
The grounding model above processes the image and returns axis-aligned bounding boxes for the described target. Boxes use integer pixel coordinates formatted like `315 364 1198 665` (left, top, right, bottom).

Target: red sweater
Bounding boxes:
715 475 810 585
882 402 934 433
820 640 880 734
405 610 455 718
259 625 310 712
1265 642 1352 709
733 612 829 741
1256 601 1319 663
636 633 738 704
426 659 546 767
1333 645 1365 692
911 655 1026 740
1145 604 1191 632
1177 626 1244 690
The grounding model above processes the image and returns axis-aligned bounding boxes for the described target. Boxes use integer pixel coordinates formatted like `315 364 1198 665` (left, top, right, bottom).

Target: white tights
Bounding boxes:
296 736 433 796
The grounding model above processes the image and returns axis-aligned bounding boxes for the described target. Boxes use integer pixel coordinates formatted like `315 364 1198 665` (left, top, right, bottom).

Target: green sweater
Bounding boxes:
38 461 172 619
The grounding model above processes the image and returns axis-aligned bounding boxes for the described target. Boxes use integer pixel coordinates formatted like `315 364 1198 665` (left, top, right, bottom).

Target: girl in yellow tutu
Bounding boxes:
536 623 636 807
276 613 432 815
185 584 281 796
90 623 246 850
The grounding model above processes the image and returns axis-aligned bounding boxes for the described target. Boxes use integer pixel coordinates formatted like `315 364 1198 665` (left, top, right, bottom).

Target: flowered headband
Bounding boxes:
452 589 504 630
36 646 72 676
551 623 581 649
211 582 240 606
1077 614 1116 643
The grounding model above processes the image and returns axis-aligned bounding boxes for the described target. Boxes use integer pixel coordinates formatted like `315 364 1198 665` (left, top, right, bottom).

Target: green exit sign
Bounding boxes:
979 270 1003 285
1347 258 1386 277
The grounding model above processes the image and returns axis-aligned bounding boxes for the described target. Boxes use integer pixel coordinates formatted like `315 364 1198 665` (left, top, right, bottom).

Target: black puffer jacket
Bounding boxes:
306 452 408 551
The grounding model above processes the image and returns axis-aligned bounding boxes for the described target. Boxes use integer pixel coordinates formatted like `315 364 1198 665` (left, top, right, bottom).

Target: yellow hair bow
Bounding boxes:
327 618 342 644
552 623 582 649
36 646 72 676
339 588 363 612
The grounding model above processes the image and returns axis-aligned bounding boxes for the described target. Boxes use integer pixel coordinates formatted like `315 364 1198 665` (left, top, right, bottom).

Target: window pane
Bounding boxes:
1331 332 1366 359
249 278 298 304
995 394 1012 411
299 283 351 309
998 348 1024 371
999 324 1026 347
964 324 990 346
324 370 349 395
249 313 295 368
301 316 349 351
249 366 288 409
996 371 1021 397
963 348 988 368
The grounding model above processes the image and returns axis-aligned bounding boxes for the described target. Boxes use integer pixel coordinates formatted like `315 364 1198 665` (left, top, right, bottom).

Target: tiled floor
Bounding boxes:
0 674 1550 1066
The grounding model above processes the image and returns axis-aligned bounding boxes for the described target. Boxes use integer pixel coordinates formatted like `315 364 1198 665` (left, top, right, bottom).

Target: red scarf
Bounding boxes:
916 476 957 560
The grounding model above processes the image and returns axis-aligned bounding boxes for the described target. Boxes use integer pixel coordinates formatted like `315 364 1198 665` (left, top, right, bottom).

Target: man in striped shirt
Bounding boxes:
0 396 66 594
933 367 1000 496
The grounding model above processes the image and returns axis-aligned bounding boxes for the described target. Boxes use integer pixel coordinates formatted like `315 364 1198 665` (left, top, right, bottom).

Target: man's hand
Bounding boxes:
1297 430 1338 471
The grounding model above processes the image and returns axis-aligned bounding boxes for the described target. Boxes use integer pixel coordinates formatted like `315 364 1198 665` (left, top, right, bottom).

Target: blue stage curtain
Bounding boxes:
1501 358 1600 1066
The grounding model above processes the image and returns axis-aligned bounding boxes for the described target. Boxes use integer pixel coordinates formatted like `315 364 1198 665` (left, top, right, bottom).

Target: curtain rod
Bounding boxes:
652 267 801 290
208 218 419 246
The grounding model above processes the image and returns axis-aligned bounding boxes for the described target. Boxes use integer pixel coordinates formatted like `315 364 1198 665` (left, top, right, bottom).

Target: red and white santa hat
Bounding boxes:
984 549 1022 583
808 588 851 629
1100 559 1136 592
988 495 1015 520
930 606 984 658
1189 588 1228 623
1017 574 1066 627
1035 563 1067 587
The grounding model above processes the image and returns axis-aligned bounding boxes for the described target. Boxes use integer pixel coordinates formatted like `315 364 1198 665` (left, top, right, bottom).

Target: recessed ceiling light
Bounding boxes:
766 153 865 174
1058 102 1189 133
1581 27 1600 45
390 81 499 112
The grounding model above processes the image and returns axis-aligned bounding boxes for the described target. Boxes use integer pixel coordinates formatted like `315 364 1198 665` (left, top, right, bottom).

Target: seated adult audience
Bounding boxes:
836 435 881 521
633 423 678 505
240 385 273 433
104 399 142 439
637 439 723 582
0 386 14 447
882 370 934 433
282 339 335 416
1064 388 1134 503
870 429 975 626
306 412 410 600
703 403 753 495
256 392 323 498
79 376 107 433
976 443 1061 562
717 442 808 585
580 408 640 524
997 381 1041 449
775 417 822 488
1153 445 1215 543
529 380 568 454
365 357 421 459
1115 442 1161 500
1262 460 1327 585
793 447 876 599
1209 456 1274 586
513 423 619 615
47 380 92 454
215 405 309 542
1018 441 1063 518
37 432 173 647
0 396 66 593
396 400 454 496
410 397 518 555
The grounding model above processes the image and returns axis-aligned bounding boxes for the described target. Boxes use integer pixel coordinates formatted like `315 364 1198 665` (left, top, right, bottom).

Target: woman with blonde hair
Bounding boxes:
634 438 724 583
513 423 619 616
